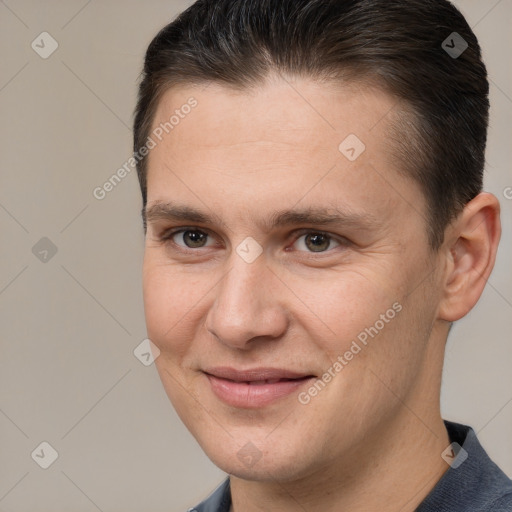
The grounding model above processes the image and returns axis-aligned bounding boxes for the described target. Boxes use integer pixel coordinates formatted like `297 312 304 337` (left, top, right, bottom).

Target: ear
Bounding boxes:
438 192 501 322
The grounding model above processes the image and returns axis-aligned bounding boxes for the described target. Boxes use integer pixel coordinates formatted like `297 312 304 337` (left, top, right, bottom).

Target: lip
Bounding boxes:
203 366 316 408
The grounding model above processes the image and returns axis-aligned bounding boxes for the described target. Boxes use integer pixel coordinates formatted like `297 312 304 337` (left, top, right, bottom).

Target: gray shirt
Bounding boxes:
190 421 512 511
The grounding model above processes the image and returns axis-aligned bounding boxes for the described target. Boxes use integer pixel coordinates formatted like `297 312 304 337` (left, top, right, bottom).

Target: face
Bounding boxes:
142 76 446 482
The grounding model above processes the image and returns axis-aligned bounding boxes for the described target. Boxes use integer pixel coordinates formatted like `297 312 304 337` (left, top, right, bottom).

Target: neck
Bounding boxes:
230 334 451 512
230 413 449 512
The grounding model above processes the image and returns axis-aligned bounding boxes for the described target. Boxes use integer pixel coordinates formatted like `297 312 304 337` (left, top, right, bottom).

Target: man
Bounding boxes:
133 0 511 510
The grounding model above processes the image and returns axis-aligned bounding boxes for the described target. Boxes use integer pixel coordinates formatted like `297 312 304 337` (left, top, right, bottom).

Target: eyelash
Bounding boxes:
157 227 349 254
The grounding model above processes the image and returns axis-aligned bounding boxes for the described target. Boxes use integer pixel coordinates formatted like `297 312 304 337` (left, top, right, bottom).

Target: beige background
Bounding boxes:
0 1 511 510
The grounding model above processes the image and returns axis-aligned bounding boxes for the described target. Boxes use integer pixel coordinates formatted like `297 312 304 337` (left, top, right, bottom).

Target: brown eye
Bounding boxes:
305 233 330 252
174 229 210 248
293 232 340 253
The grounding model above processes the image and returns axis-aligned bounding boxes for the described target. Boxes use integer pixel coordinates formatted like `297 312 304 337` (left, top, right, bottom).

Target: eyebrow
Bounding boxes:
143 200 379 232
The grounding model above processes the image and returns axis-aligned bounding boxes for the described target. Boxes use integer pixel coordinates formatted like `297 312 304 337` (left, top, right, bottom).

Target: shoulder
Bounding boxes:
189 478 231 512
487 491 512 511
417 421 512 512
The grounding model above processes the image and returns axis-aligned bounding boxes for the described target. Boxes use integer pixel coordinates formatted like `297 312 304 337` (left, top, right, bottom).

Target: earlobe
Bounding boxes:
438 192 501 322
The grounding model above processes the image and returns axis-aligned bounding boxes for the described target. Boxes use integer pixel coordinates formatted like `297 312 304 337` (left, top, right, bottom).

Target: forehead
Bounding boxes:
151 77 397 155
145 77 426 230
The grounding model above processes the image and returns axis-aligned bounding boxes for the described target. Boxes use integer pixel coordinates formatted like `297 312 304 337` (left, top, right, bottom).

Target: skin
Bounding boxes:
142 75 501 512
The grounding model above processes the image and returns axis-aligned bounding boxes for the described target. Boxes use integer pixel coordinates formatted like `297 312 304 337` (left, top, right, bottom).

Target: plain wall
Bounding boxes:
1 1 511 510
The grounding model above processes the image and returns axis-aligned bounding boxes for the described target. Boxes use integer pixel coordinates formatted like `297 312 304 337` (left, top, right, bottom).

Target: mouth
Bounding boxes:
203 367 316 408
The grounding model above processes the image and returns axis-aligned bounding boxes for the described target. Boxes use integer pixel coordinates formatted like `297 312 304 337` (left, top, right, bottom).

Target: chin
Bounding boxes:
198 436 314 483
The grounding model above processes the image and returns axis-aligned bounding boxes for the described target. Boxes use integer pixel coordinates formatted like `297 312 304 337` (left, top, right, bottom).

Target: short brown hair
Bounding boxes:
133 0 489 248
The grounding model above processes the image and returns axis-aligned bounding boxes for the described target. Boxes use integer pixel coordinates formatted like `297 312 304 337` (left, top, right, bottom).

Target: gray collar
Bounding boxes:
191 421 512 512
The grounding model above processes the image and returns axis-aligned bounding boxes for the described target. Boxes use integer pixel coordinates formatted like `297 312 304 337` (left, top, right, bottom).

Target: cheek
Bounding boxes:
295 264 426 407
341 275 437 396
292 267 405 352
142 256 210 358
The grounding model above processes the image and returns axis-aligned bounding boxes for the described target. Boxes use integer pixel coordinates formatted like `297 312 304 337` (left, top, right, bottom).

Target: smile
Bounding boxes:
203 367 316 408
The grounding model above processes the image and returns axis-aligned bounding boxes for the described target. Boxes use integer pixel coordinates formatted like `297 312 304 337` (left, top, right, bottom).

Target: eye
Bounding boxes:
166 229 215 249
293 232 341 253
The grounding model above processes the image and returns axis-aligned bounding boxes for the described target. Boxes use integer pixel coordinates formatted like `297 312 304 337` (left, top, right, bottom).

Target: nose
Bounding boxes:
205 253 288 350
